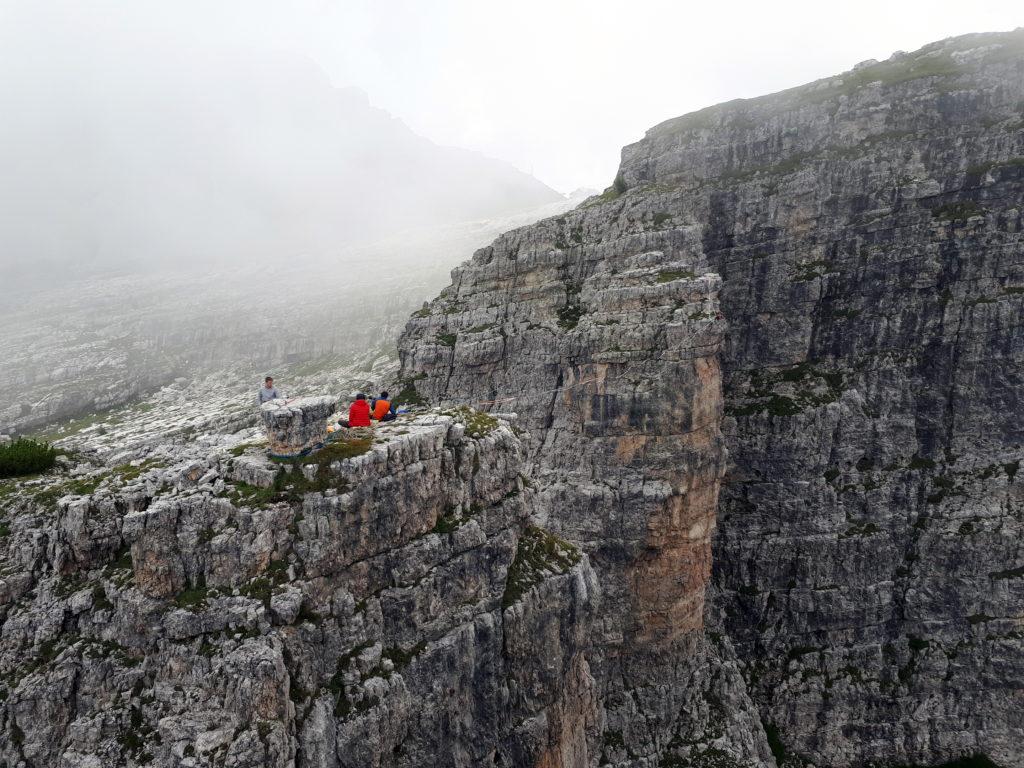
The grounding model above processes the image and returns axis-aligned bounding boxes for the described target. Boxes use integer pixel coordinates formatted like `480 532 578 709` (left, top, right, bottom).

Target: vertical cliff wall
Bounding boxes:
398 180 771 765
399 30 1024 768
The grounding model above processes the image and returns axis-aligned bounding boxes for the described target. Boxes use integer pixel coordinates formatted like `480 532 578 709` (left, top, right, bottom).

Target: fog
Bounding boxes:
0 13 560 291
1 0 1022 436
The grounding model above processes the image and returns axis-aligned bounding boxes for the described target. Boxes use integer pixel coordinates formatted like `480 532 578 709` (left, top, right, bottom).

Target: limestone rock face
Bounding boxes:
260 396 337 457
398 167 768 766
399 30 1024 768
0 414 597 767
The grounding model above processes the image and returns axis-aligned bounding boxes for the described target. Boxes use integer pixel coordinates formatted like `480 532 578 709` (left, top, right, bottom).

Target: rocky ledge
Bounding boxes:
0 411 597 767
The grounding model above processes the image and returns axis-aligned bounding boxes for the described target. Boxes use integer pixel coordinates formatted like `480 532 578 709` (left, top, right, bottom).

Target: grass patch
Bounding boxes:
226 438 370 507
32 474 106 508
908 456 936 470
932 202 986 221
0 439 58 478
229 442 266 457
440 406 500 439
656 269 696 283
395 373 428 407
436 332 457 347
989 564 1024 580
111 458 164 482
502 525 581 609
728 362 844 419
557 302 584 330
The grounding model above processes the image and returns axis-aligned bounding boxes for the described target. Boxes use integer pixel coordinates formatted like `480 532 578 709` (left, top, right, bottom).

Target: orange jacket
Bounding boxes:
372 399 391 420
348 399 371 427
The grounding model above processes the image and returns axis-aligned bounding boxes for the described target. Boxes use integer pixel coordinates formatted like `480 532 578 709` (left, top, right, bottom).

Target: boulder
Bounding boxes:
259 396 337 457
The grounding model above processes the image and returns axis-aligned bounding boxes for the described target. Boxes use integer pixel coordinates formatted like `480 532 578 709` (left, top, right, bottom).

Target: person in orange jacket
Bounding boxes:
346 393 372 428
371 391 396 422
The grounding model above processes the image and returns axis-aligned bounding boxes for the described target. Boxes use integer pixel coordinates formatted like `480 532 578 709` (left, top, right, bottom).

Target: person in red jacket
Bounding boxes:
346 393 372 428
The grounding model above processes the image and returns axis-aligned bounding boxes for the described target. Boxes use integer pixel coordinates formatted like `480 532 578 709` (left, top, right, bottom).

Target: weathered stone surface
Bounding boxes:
399 29 1024 768
0 413 597 767
260 396 337 457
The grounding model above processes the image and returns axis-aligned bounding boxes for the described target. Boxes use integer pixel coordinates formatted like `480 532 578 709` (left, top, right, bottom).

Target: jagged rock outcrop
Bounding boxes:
0 413 598 767
399 29 1024 768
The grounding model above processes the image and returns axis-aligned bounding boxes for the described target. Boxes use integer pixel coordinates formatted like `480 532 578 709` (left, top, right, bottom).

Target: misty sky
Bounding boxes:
4 0 1019 192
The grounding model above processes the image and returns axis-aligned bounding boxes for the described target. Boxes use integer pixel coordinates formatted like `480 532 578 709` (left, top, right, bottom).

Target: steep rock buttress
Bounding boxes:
399 30 1024 768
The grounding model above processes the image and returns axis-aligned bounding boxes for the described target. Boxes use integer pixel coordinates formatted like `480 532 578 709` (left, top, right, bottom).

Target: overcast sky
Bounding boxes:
3 1 1024 192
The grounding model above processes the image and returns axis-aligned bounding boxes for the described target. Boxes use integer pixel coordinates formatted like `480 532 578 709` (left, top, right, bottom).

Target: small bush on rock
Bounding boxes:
0 438 58 478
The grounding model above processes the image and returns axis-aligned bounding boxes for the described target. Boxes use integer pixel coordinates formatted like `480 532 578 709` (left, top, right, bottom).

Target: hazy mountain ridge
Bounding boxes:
0 48 560 291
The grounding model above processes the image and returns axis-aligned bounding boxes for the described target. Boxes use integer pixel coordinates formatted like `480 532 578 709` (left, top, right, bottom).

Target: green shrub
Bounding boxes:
0 438 58 478
932 202 985 221
557 303 585 330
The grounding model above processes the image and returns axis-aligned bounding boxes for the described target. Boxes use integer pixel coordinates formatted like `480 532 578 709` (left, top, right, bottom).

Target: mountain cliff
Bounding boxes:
0 414 597 766
398 29 1024 768
2 28 1023 768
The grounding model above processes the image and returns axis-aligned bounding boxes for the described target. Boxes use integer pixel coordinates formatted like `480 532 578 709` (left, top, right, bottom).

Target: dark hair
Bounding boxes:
356 393 366 400
265 376 273 382
380 391 389 399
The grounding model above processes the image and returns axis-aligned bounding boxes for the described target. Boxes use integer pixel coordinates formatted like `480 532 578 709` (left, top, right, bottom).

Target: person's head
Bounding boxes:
264 376 274 388
380 391 389 400
356 392 366 400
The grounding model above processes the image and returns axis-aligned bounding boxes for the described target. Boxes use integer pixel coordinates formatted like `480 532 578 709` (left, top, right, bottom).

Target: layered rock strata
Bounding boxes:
0 414 597 767
398 228 770 764
399 29 1024 768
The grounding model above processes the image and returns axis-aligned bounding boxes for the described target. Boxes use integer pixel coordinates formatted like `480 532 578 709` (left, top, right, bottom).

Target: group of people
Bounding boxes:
339 391 396 428
258 376 398 429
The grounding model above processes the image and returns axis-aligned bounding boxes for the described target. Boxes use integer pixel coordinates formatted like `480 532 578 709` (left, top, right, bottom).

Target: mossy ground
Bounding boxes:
502 525 581 608
439 406 500 438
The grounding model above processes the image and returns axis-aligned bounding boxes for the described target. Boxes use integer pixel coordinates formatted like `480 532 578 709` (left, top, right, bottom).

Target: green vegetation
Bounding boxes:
502 525 581 608
656 269 696 283
436 332 457 347
932 202 986 221
989 564 1024 580
432 506 470 534
729 362 845 419
174 577 212 611
381 641 426 670
557 302 585 330
31 408 117 443
111 458 164 482
395 373 428 406
32 474 106 507
440 406 499 439
587 172 629 205
329 641 373 717
763 723 788 766
792 260 833 282
652 211 672 228
966 157 1024 176
229 441 266 457
466 323 496 334
0 438 58 478
225 437 370 508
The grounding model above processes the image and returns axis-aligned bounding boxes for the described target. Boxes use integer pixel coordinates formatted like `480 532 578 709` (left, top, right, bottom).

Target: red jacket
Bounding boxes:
348 399 371 427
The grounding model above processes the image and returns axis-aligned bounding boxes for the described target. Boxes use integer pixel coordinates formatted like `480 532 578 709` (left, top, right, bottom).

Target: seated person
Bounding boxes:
258 376 281 404
371 390 396 422
344 393 372 428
